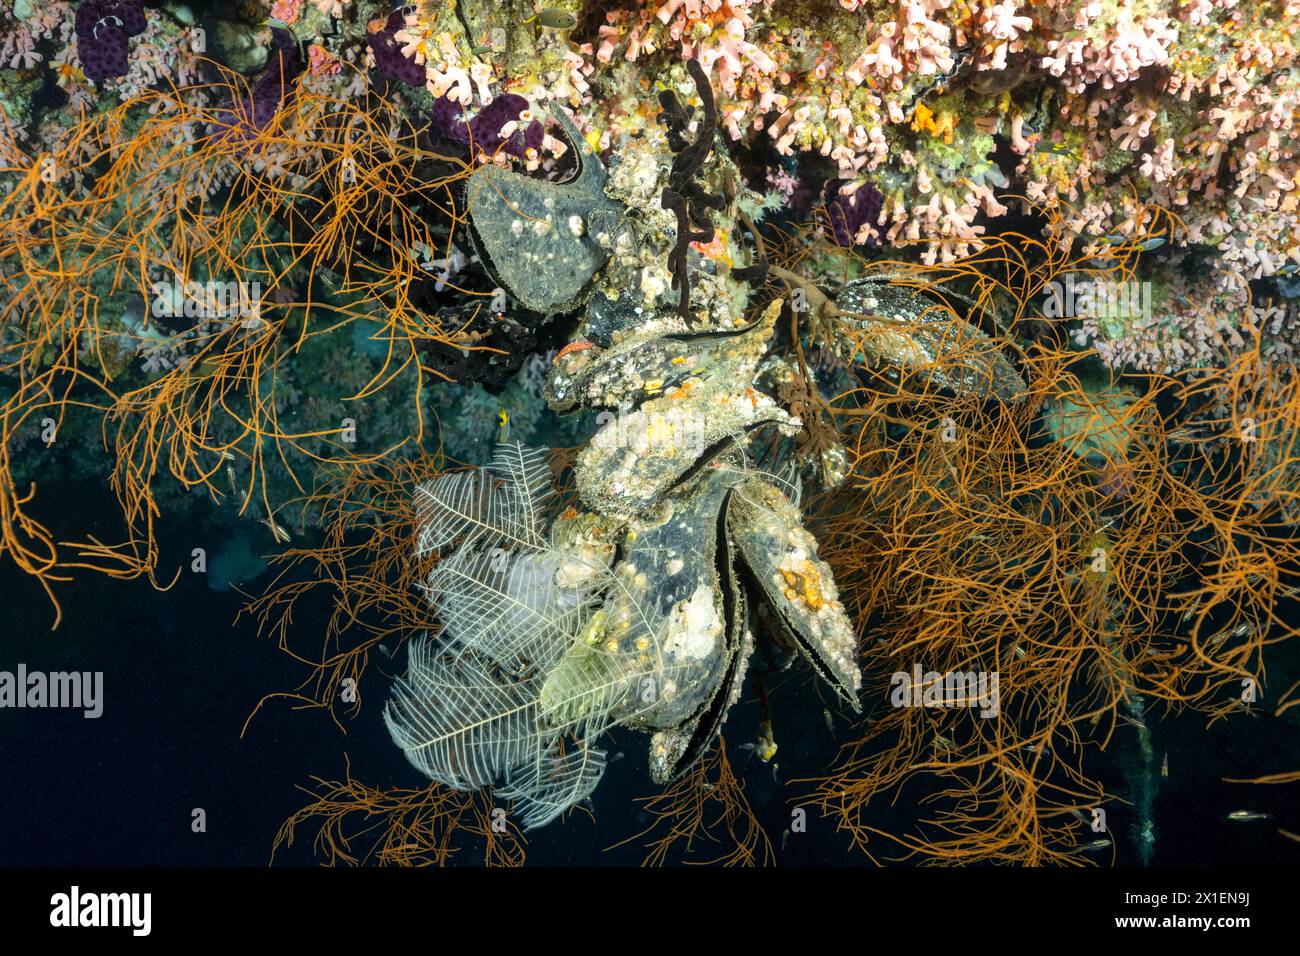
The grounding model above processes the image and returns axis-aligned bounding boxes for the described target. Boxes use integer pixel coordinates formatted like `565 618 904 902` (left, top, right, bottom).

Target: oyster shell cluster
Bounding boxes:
385 65 1020 826
386 439 860 828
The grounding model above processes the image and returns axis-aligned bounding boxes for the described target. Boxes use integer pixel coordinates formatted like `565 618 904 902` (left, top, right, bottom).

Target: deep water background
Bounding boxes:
1 470 1298 866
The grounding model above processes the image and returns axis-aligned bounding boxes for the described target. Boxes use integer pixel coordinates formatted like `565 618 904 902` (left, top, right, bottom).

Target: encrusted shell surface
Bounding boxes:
575 386 796 520
540 458 864 785
836 277 1025 402
596 465 740 737
466 105 627 315
565 299 799 520
727 477 862 706
545 296 782 414
647 474 752 783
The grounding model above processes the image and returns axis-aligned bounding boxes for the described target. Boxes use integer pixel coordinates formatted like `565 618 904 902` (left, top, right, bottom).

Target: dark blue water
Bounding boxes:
1 473 1298 866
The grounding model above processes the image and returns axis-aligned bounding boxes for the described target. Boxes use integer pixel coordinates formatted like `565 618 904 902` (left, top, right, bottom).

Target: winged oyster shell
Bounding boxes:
541 464 743 764
727 477 861 704
542 457 862 784
836 276 1026 402
555 299 800 520
547 297 783 413
465 105 626 315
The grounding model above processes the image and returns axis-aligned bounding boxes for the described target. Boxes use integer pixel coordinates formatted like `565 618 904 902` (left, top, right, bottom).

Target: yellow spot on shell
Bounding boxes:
779 560 826 611
646 416 675 446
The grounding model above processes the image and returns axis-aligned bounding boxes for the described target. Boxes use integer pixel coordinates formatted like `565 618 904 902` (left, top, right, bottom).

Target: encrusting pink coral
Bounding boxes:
1 0 1294 274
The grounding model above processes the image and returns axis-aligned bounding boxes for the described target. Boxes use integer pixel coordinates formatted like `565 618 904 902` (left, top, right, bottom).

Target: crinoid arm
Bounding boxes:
538 628 631 735
414 442 553 555
384 636 608 831
385 637 546 792
496 740 609 831
429 544 595 669
387 443 625 828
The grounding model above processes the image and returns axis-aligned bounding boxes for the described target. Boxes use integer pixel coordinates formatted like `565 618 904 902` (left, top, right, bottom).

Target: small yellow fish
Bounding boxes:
498 409 510 442
524 8 578 30
1035 139 1078 159
1227 810 1273 823
756 718 778 762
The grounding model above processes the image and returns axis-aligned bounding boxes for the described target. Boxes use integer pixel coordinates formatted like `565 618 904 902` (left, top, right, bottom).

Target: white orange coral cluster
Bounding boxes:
2 0 1296 275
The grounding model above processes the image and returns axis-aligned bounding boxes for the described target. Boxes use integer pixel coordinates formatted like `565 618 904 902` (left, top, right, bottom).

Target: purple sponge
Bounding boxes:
823 179 884 248
368 12 425 87
211 28 303 141
431 93 545 161
75 0 146 82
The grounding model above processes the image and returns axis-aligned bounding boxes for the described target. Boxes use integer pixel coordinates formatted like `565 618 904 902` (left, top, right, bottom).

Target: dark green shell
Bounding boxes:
466 105 625 315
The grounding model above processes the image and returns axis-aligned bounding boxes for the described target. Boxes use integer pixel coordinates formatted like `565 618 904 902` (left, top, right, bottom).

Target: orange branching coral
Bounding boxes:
786 203 1300 864
245 446 578 724
612 738 773 866
243 453 445 728
250 448 586 863
1225 770 1300 786
273 756 526 867
0 61 486 625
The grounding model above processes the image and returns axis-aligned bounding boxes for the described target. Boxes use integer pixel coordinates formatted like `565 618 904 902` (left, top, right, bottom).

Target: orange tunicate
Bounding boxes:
780 560 825 611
